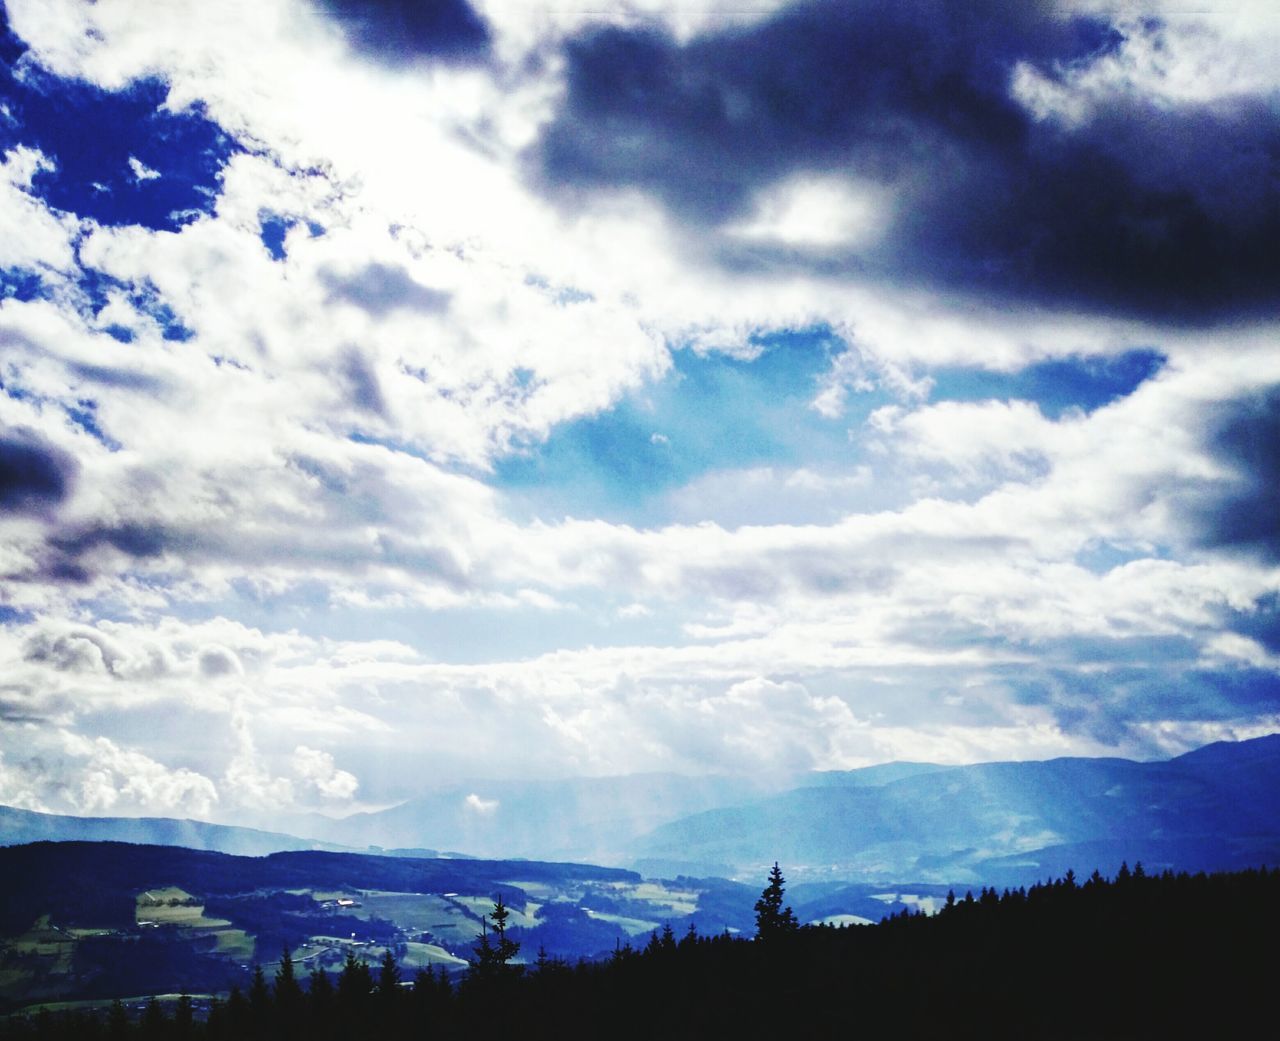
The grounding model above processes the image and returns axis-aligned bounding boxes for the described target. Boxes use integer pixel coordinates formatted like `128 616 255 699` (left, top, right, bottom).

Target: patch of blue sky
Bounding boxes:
0 266 49 302
66 400 121 451
495 327 889 524
524 273 594 305
1 31 236 232
930 349 1165 419
1073 539 1166 575
259 211 326 261
74 266 194 340
259 212 295 261
0 604 34 625
0 374 33 402
0 7 23 68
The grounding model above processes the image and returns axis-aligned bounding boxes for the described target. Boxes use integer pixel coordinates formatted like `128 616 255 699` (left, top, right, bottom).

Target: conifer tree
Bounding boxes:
275 945 302 1005
377 948 402 995
471 895 521 979
140 997 166 1041
337 949 373 1005
174 993 194 1040
754 862 799 941
307 964 333 1021
107 998 129 1041
248 963 272 1018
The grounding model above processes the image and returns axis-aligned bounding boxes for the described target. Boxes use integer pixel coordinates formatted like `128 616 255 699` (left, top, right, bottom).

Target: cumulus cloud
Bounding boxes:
0 729 218 817
291 745 359 801
223 708 294 811
198 645 243 678
463 792 498 815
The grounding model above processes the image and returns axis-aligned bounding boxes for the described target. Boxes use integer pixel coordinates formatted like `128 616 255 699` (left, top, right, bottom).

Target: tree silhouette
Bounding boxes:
754 862 799 941
377 948 402 995
471 895 521 980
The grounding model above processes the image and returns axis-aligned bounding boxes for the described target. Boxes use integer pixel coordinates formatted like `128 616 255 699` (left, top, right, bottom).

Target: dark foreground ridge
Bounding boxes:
4 863 1276 1040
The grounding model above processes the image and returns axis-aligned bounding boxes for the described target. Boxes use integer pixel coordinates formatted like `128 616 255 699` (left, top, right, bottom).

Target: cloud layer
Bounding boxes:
0 0 1277 825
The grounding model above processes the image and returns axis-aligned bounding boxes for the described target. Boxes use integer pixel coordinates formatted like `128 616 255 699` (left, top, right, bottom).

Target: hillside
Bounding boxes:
0 841 744 1012
5 865 1277 1040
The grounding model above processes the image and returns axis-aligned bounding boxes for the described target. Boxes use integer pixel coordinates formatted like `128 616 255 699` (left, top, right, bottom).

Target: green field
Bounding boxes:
0 916 76 1003
400 942 468 970
135 887 252 959
604 880 700 916
136 888 231 930
449 895 539 930
583 909 661 937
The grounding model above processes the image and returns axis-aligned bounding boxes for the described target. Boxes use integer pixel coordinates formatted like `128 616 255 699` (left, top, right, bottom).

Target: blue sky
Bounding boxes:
0 0 1278 824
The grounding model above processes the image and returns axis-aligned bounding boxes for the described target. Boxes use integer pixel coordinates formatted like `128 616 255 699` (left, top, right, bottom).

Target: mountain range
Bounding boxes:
3 735 1279 886
635 734 1280 882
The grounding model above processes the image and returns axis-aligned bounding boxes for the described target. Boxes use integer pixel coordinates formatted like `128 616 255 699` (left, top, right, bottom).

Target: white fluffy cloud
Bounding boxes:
291 745 359 801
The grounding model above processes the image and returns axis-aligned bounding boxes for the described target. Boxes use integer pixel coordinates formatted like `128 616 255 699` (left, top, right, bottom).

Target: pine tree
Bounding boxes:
275 945 302 1003
337 949 373 1006
248 963 272 1018
377 948 401 995
470 895 521 980
141 997 166 1041
174 993 194 1040
754 862 799 941
107 998 129 1041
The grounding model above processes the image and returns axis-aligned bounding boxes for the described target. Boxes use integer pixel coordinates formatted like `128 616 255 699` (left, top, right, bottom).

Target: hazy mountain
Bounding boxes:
312 771 799 862
633 734 1280 884
4 736 1277 884
0 762 934 864
0 805 341 857
801 762 953 788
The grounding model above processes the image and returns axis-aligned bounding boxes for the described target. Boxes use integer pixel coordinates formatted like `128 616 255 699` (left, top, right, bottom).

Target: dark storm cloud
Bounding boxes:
320 0 491 64
0 430 76 515
50 523 173 560
535 0 1280 320
28 523 182 585
321 263 451 317
1195 389 1280 560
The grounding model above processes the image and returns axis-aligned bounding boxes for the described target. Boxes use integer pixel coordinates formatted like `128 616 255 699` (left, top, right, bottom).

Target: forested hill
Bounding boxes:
0 842 638 932
6 865 1277 1040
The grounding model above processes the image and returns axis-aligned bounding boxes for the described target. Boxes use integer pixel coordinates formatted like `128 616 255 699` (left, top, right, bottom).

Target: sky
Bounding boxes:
0 0 1278 828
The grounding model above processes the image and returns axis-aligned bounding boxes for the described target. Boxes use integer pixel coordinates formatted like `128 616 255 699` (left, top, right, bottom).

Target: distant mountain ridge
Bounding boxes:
0 805 342 857
4 735 1279 886
306 771 799 862
634 733 1280 883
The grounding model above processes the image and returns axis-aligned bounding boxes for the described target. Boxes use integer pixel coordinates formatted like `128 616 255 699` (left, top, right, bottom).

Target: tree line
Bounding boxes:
4 862 1277 1040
